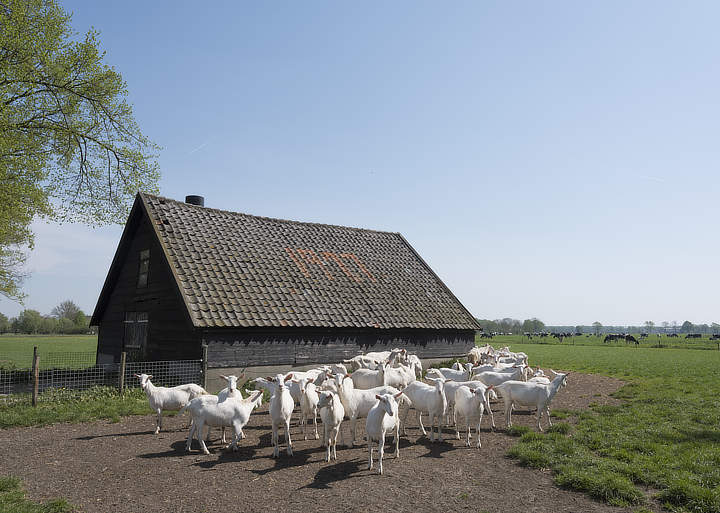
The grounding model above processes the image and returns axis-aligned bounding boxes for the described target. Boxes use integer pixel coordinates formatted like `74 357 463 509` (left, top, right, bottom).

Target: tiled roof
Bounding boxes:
141 193 479 330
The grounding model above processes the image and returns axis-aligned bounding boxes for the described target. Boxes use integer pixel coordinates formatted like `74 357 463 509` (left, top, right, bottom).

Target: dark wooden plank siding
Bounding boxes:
96 214 199 362
204 328 475 368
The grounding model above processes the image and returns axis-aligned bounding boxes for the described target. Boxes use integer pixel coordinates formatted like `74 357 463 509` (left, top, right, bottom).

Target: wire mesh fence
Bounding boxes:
123 360 203 391
0 357 203 404
42 351 98 369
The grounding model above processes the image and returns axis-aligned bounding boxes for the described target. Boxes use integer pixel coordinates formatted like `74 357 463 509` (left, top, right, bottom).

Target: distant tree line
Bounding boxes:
476 317 546 335
0 300 95 335
476 318 720 335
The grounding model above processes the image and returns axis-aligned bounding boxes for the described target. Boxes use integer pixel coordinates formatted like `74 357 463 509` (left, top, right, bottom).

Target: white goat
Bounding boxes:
181 375 262 454
441 380 496 430
268 373 296 457
350 365 385 390
318 391 345 462
366 391 403 475
528 367 551 384
494 372 568 431
528 376 551 384
343 355 381 371
473 365 527 387
334 374 402 446
467 346 484 365
135 373 208 434
426 363 473 382
401 378 447 442
382 363 415 389
454 385 490 447
294 377 320 440
324 363 348 376
406 354 423 378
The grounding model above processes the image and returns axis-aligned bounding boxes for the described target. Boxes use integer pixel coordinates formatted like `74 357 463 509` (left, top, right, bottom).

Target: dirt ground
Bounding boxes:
0 373 651 513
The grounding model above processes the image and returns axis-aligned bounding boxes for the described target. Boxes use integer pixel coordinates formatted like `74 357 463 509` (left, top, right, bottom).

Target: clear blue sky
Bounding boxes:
3 1 719 325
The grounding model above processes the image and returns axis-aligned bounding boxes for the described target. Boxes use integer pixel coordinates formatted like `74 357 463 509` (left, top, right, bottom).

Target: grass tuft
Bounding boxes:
546 422 572 435
0 475 74 512
505 425 530 437
656 480 720 513
554 466 645 506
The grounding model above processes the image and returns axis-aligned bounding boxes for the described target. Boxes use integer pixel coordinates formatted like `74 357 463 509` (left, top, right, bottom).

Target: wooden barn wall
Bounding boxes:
96 215 199 363
204 328 475 368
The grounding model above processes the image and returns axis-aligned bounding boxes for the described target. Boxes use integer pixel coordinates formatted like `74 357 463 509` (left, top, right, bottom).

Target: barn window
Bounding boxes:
123 312 148 351
137 249 150 288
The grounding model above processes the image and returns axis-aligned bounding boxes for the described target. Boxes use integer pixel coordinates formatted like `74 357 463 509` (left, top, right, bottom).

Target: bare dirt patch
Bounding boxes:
0 373 639 513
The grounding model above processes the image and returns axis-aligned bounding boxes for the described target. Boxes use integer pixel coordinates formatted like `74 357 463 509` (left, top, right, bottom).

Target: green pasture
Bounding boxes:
0 335 98 369
502 342 720 512
477 333 720 351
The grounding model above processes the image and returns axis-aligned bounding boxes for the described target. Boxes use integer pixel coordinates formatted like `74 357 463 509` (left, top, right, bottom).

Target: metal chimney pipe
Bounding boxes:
185 195 204 207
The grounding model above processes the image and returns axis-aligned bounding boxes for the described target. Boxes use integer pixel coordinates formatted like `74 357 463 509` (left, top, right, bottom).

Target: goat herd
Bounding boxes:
134 345 568 475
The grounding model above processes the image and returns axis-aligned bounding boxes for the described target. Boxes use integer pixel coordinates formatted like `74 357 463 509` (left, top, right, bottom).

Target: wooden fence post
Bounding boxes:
31 346 39 407
118 352 127 394
202 344 208 390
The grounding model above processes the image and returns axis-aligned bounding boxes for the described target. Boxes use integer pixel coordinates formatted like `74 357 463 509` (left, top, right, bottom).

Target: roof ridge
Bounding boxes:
141 192 402 237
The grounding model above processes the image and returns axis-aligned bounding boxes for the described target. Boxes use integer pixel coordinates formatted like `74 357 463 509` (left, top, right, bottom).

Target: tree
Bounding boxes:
16 308 42 333
0 0 160 300
0 311 8 332
712 323 720 334
681 321 694 333
51 299 81 320
592 321 602 336
39 315 57 334
522 318 545 334
644 321 655 334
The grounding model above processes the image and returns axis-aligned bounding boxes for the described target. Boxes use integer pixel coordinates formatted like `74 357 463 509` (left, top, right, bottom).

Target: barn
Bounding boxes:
90 193 479 372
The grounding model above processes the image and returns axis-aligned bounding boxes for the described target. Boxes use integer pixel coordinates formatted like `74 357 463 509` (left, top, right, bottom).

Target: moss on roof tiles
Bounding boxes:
141 193 479 330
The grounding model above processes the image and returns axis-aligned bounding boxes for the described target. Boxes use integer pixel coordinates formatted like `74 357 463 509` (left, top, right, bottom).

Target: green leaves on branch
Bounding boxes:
0 0 160 300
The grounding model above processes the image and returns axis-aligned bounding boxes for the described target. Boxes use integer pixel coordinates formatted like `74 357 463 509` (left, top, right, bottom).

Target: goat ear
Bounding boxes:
265 376 272 381
284 374 293 381
219 375 228 381
147 375 153 380
394 391 403 399
134 374 141 378
375 395 382 401
307 377 314 383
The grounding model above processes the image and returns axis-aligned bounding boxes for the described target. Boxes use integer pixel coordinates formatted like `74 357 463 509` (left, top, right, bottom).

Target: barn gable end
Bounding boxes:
91 197 199 363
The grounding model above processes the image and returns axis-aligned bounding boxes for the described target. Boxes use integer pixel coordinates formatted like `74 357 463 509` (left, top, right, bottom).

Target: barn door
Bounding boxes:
123 311 149 361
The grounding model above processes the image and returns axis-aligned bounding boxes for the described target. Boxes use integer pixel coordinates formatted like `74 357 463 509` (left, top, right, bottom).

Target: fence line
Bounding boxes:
0 357 203 403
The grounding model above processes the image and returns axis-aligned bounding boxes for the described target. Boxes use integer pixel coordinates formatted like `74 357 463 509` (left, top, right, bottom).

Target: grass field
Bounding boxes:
478 333 720 351
503 342 720 512
0 335 98 369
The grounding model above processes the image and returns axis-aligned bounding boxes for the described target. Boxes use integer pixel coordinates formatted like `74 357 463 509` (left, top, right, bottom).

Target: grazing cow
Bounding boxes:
604 334 624 343
625 335 639 345
710 334 720 341
685 333 702 339
667 333 679 338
